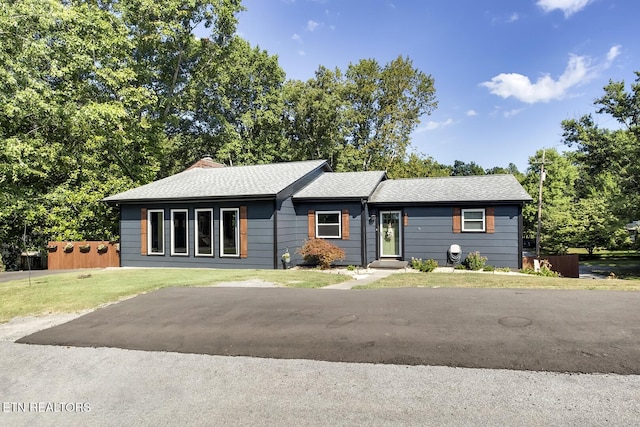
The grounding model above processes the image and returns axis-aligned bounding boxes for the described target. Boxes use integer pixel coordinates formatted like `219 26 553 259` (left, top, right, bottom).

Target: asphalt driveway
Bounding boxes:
17 287 640 374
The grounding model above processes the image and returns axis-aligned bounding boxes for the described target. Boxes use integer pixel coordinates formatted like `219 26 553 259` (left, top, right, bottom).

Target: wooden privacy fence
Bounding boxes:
47 241 120 270
522 255 579 278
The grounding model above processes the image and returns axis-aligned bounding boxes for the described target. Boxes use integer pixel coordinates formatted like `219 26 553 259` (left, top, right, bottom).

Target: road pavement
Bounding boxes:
4 287 640 425
17 287 640 374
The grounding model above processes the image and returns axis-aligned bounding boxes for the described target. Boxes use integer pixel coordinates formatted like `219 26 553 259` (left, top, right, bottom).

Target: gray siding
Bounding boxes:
120 201 274 269
293 202 365 266
402 205 522 269
276 197 299 268
365 205 377 264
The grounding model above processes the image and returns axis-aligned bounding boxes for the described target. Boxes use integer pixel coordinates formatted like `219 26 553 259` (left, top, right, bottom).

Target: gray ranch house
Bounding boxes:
104 158 532 269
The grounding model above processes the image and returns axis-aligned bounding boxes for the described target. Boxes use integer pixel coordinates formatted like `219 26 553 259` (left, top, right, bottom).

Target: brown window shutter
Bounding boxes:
308 210 315 239
141 208 147 255
403 212 409 226
240 206 248 258
486 207 495 234
452 208 461 233
341 209 350 240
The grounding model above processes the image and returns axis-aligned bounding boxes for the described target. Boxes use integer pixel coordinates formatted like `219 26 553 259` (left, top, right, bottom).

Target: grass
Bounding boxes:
0 268 350 323
353 271 640 291
564 248 640 279
4 265 640 323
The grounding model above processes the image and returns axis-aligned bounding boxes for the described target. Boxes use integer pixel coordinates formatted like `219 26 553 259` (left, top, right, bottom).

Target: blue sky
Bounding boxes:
233 0 638 171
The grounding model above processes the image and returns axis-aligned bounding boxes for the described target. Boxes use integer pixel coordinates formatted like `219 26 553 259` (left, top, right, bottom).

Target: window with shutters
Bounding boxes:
461 209 485 232
220 208 239 257
316 211 341 238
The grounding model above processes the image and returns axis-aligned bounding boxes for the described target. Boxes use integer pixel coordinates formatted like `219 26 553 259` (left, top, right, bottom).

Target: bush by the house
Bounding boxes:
410 257 438 272
520 259 559 277
464 251 487 270
297 239 345 269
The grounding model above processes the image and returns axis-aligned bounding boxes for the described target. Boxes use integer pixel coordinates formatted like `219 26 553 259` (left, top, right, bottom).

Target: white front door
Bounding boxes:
380 211 402 257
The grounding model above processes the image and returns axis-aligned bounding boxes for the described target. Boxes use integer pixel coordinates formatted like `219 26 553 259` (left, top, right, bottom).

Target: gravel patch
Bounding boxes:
215 279 279 288
0 312 90 342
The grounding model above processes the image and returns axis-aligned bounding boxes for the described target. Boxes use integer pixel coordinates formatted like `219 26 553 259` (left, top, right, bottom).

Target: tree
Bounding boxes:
173 37 288 168
521 149 579 254
0 0 245 267
0 0 157 249
450 160 485 176
342 56 437 171
386 153 450 178
283 67 347 170
485 163 523 180
562 72 640 222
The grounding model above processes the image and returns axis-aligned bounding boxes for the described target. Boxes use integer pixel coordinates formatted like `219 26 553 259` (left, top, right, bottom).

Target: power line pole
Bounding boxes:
535 149 547 258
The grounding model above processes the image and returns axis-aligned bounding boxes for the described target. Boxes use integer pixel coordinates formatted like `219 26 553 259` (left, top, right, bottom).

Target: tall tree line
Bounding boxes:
3 1 634 267
520 73 640 254
0 0 440 266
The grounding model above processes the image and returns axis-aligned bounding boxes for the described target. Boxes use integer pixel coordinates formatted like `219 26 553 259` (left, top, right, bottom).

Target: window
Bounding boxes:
171 209 188 256
316 211 341 238
462 209 485 232
220 208 239 256
195 209 213 256
148 209 165 255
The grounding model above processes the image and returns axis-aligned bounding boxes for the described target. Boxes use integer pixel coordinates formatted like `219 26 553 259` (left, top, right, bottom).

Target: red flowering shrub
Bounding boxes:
297 239 345 269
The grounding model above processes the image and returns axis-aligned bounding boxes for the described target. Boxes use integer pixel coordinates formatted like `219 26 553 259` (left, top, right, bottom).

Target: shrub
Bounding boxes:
483 265 495 272
520 259 559 277
464 251 487 270
537 259 559 277
297 239 345 269
410 257 438 273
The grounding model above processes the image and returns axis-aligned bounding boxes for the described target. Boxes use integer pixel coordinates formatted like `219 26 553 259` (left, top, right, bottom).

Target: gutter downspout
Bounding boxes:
273 199 279 270
518 203 524 269
361 199 367 267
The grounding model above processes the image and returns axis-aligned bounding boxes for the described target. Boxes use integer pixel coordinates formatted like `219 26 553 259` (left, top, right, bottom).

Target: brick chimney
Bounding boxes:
186 156 226 170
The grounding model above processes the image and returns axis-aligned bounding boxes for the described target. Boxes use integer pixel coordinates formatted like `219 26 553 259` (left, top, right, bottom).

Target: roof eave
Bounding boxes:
293 196 368 202
369 199 531 206
102 194 277 205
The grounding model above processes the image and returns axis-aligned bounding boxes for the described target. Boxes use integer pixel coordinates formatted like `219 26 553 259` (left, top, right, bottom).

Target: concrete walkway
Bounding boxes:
322 268 407 289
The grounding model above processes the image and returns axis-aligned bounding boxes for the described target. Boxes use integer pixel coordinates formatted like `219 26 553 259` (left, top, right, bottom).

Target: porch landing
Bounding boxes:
368 259 409 269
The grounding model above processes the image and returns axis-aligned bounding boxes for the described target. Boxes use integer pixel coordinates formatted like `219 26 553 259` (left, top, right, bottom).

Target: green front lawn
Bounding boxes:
567 248 640 279
0 268 349 323
353 271 640 290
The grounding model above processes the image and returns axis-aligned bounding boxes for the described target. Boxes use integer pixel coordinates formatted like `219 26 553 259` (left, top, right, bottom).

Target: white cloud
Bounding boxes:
503 108 524 118
292 33 302 43
481 46 621 104
416 118 454 133
306 20 319 31
466 110 478 117
606 45 622 63
507 12 519 23
536 0 593 18
298 50 306 56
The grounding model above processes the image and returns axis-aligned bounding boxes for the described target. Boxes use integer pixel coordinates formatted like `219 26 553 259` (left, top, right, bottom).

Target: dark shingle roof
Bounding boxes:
369 174 532 204
293 171 386 200
104 160 329 203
